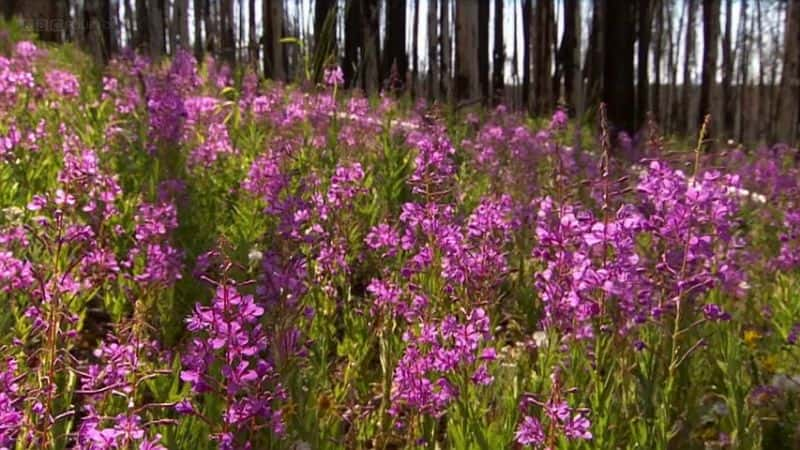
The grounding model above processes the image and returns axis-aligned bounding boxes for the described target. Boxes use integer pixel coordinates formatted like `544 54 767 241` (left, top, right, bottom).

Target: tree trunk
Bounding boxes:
362 0 380 94
531 0 555 114
381 0 407 91
314 0 336 82
168 0 177 53
248 0 257 67
440 0 451 101
682 0 696 134
636 0 651 129
584 0 603 112
412 0 420 97
343 0 363 87
653 0 664 123
778 0 799 144
478 0 490 104
492 0 505 105
428 0 439 99
557 0 579 113
736 0 749 142
755 0 766 139
669 0 685 133
82 0 105 63
603 0 636 134
176 0 190 50
721 0 734 137
698 0 720 134
147 0 165 59
521 0 532 109
264 0 286 80
204 0 217 55
219 0 236 65
194 0 203 59
238 0 245 61
454 0 479 102
135 0 148 51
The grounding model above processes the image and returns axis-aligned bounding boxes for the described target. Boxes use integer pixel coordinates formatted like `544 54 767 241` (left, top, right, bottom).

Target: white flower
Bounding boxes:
248 248 264 264
532 331 548 348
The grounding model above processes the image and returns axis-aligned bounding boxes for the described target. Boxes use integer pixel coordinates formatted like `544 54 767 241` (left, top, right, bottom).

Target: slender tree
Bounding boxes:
521 0 532 108
721 0 734 136
584 0 603 111
558 0 579 112
454 0 479 101
343 0 363 87
313 0 336 82
194 0 204 58
412 0 420 96
176 0 190 50
653 0 664 122
778 0 799 144
478 1 490 104
698 0 720 134
204 0 218 55
264 0 285 80
381 0 407 90
636 0 651 128
682 0 696 133
668 0 685 133
531 0 555 114
362 0 380 94
755 0 766 138
147 0 165 58
248 0 257 66
736 0 749 141
603 0 636 134
219 0 236 64
440 0 451 101
428 0 439 99
492 0 505 105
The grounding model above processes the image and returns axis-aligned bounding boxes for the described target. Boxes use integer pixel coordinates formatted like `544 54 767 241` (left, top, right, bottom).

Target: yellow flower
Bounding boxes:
743 329 761 347
761 354 778 373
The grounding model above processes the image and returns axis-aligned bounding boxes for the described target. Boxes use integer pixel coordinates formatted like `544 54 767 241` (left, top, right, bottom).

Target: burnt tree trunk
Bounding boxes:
454 0 479 102
478 0 490 104
636 0 651 128
492 0 505 105
698 0 720 133
428 0 439 99
343 0 362 88
381 0 407 91
521 0 531 109
603 0 636 134
219 0 236 65
362 0 380 94
264 0 286 80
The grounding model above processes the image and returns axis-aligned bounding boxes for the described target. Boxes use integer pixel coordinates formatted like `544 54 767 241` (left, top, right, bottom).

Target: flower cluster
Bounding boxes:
180 284 287 448
390 308 495 421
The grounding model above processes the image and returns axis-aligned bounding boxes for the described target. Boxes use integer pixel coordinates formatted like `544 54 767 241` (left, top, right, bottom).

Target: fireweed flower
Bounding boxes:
0 358 22 447
389 308 495 420
324 66 344 87
181 284 287 445
407 125 456 197
516 373 592 447
45 69 80 97
515 415 545 446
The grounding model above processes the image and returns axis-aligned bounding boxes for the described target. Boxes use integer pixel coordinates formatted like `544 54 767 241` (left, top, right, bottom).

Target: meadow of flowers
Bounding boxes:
1 37 799 450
